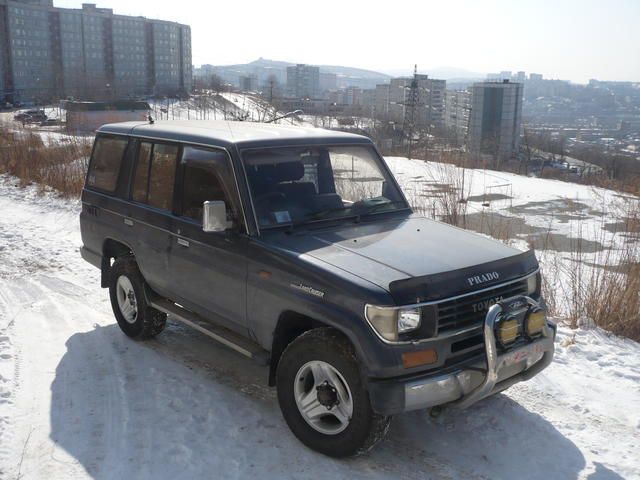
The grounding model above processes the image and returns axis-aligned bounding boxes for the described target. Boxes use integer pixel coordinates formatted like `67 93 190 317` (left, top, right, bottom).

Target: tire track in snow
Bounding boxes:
0 280 19 477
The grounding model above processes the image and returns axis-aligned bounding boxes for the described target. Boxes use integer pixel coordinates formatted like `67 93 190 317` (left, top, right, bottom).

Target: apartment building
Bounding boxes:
444 89 471 141
468 80 524 161
385 74 446 129
286 64 320 99
0 0 192 103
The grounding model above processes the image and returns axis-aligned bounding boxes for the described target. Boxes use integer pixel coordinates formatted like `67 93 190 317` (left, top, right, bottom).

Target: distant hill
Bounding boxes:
203 58 391 90
215 57 391 81
199 58 486 90
383 66 485 80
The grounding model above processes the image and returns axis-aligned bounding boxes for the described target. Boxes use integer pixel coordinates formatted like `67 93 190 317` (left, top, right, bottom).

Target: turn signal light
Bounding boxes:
402 349 437 369
497 317 519 346
525 309 546 337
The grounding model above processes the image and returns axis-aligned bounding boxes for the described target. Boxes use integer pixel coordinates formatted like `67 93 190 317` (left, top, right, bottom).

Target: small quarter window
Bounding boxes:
87 136 128 192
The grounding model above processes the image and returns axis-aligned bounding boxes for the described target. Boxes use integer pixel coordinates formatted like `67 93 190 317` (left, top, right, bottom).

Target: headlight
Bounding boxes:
527 272 542 296
527 273 539 296
365 306 421 342
398 308 421 333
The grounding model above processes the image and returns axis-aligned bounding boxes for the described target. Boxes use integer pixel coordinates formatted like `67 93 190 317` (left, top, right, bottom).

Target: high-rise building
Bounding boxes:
239 74 258 92
468 80 524 161
286 64 320 99
0 0 191 103
319 72 337 93
373 83 390 120
444 89 471 141
386 74 446 129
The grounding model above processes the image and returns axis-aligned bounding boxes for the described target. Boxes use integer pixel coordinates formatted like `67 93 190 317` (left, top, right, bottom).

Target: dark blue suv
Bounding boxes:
80 120 555 457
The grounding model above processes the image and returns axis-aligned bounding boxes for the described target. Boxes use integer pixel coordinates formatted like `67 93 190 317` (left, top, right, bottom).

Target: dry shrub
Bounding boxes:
408 154 471 228
407 152 640 340
549 197 640 340
0 128 92 197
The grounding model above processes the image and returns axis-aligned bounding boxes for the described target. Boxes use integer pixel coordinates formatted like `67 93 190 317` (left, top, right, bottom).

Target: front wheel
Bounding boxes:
276 328 391 457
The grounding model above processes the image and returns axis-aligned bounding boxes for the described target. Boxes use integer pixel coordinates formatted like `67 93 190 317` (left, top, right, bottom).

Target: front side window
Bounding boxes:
180 146 240 224
242 145 407 228
87 136 128 192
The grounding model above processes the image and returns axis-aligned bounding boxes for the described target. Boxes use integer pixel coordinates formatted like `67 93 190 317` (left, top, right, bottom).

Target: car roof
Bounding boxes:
96 120 372 149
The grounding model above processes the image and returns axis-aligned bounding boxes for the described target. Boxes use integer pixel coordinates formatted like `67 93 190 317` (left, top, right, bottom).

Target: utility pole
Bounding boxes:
402 65 421 160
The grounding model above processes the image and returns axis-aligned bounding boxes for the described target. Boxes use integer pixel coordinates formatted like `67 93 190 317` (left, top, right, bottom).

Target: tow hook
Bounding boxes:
429 406 443 418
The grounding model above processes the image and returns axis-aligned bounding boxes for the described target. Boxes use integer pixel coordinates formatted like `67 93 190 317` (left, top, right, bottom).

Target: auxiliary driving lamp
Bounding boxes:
496 316 519 346
525 308 546 338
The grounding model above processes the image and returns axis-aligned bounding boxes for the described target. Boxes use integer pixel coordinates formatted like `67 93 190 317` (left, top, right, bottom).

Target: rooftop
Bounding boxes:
97 120 371 149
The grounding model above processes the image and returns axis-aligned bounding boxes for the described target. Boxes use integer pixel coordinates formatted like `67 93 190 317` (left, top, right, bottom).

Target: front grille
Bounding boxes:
435 279 529 334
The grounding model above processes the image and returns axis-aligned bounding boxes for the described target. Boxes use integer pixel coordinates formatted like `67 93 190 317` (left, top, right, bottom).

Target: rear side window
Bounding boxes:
131 142 179 211
132 142 151 203
87 136 128 192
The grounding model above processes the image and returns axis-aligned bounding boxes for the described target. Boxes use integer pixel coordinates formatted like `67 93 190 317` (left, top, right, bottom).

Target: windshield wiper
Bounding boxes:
361 200 409 215
285 206 355 231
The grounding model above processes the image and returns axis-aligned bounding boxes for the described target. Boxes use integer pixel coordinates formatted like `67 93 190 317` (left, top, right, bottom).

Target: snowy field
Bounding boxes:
1 158 639 479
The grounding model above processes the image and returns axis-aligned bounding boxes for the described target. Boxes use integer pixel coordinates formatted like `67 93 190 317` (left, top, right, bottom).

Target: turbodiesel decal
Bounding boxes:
290 283 325 298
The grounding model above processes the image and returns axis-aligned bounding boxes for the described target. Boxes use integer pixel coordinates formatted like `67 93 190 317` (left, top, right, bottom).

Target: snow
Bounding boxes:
1 94 315 146
386 157 627 246
0 167 639 479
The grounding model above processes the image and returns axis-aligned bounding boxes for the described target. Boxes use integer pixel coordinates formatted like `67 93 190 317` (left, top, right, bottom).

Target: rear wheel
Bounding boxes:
276 328 391 457
109 257 166 339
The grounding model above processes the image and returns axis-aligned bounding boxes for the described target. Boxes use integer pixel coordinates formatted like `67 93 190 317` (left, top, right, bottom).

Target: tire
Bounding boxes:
276 328 391 457
108 256 166 339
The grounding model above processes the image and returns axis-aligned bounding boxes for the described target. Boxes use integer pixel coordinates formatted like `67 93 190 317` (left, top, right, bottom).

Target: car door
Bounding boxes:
126 140 179 298
168 145 248 334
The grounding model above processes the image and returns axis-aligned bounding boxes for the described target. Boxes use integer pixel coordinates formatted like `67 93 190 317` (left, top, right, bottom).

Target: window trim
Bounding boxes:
122 135 248 231
85 133 129 195
238 142 411 234
129 138 182 214
177 146 241 227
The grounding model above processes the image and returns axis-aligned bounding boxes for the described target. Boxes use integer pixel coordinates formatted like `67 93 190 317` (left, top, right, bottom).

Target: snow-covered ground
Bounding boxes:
0 162 639 479
0 94 318 147
387 157 629 248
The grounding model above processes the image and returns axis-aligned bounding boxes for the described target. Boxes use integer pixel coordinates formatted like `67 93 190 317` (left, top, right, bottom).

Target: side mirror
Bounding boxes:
203 201 231 232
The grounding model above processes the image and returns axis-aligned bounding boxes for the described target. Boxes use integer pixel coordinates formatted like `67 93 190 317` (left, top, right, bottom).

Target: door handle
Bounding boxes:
177 238 190 248
124 218 134 227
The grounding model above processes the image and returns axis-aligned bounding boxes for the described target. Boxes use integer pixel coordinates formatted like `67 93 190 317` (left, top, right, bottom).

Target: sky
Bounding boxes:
54 0 640 83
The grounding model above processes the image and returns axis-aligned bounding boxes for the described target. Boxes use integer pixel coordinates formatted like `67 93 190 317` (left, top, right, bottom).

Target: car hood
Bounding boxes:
267 215 538 303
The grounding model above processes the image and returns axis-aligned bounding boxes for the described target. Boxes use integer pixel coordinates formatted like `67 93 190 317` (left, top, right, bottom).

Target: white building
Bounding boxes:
385 74 446 129
444 89 471 141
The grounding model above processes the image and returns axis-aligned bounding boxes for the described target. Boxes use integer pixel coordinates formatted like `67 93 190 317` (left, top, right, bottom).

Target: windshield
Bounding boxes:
242 145 408 229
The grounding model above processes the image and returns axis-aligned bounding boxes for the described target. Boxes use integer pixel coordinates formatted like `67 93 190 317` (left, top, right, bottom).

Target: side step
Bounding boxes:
150 298 270 365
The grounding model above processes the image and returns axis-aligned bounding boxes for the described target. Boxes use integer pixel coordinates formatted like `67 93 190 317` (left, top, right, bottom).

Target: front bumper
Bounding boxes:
368 297 556 415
